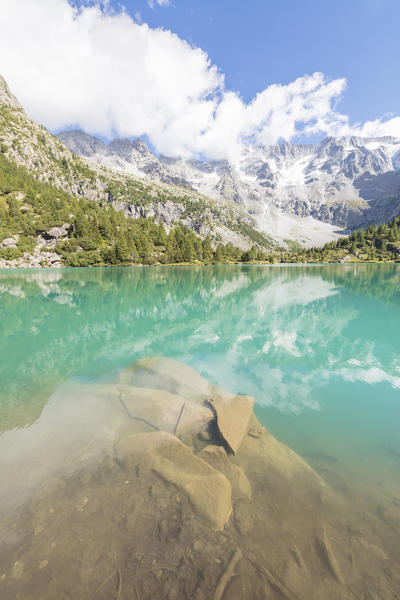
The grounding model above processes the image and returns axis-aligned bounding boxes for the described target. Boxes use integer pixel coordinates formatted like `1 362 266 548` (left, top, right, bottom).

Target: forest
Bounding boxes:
1 151 399 266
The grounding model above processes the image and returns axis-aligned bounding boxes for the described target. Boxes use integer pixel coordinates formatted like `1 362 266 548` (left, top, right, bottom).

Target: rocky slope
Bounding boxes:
59 129 400 240
0 75 275 253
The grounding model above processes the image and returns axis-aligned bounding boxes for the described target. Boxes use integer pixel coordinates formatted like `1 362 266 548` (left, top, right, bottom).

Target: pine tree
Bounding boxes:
115 238 130 262
202 237 213 263
213 244 224 263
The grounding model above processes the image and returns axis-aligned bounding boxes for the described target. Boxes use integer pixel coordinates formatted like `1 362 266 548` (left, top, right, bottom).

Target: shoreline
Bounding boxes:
1 258 399 270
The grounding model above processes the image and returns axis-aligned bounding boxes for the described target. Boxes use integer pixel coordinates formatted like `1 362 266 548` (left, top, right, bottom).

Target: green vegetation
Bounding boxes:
0 99 282 256
277 218 400 264
0 152 261 266
1 133 399 267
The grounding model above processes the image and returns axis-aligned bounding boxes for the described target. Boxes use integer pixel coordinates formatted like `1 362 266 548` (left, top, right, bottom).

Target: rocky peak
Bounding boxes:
0 75 24 110
392 149 400 171
215 170 244 205
256 162 275 182
263 141 313 162
57 130 106 157
108 137 151 160
108 138 134 158
131 139 150 155
55 116 400 238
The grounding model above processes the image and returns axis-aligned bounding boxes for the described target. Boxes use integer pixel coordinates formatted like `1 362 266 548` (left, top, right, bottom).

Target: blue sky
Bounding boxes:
1 0 400 160
115 0 400 124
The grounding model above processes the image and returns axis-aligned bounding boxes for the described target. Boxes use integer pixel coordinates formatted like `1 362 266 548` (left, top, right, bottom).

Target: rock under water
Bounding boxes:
0 357 399 599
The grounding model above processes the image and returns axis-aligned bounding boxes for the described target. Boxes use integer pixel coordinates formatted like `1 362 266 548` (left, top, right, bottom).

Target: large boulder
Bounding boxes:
206 394 254 454
116 357 255 453
117 385 214 437
198 445 251 500
1 237 17 248
116 356 213 402
44 225 69 240
116 431 232 530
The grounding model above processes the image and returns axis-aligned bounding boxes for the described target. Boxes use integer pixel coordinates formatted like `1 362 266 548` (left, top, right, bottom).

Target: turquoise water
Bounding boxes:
1 264 400 491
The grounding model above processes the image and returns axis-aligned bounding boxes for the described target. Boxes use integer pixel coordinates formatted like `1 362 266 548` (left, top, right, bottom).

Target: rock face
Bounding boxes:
59 128 400 241
0 75 23 110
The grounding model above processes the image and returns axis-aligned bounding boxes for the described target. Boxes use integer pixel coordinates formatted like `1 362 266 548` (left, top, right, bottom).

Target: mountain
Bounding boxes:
59 130 400 239
3 71 399 257
59 130 346 247
0 74 282 263
58 130 190 189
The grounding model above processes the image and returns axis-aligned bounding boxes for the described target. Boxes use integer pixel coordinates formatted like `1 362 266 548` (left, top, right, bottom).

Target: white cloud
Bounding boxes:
349 116 400 139
0 0 399 162
148 0 171 7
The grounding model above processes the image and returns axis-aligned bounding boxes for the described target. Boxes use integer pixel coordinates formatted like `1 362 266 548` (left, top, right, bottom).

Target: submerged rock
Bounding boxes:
118 386 186 433
116 384 215 441
317 522 345 586
116 356 213 401
1 358 399 600
206 394 254 454
174 400 214 437
198 445 252 500
117 357 255 454
116 430 232 530
248 425 266 439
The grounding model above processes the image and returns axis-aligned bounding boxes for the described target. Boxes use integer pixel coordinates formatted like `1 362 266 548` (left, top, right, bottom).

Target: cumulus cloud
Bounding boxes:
349 116 400 139
0 0 399 161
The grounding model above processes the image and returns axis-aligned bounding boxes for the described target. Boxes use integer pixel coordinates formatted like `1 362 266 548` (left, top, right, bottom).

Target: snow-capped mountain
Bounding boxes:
59 130 400 242
0 74 279 252
58 130 190 188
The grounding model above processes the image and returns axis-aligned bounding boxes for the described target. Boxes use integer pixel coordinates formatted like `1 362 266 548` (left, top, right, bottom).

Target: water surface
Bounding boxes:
0 264 399 598
1 264 399 473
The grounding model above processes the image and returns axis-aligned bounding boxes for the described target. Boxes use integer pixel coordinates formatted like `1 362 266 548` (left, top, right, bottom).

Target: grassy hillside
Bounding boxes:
0 153 251 266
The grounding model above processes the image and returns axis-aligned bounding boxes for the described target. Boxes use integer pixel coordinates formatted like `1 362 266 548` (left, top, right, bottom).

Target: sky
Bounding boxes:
0 0 399 161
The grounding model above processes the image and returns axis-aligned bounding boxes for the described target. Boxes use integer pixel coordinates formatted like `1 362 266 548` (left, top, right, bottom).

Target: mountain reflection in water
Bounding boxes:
0 265 399 425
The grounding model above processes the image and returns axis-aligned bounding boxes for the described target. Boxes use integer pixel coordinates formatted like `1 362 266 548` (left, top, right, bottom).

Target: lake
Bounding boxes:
0 264 399 599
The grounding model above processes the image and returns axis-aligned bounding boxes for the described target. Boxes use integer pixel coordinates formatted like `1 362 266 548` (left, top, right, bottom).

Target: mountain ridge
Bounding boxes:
59 129 400 236
3 72 400 253
0 75 280 254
